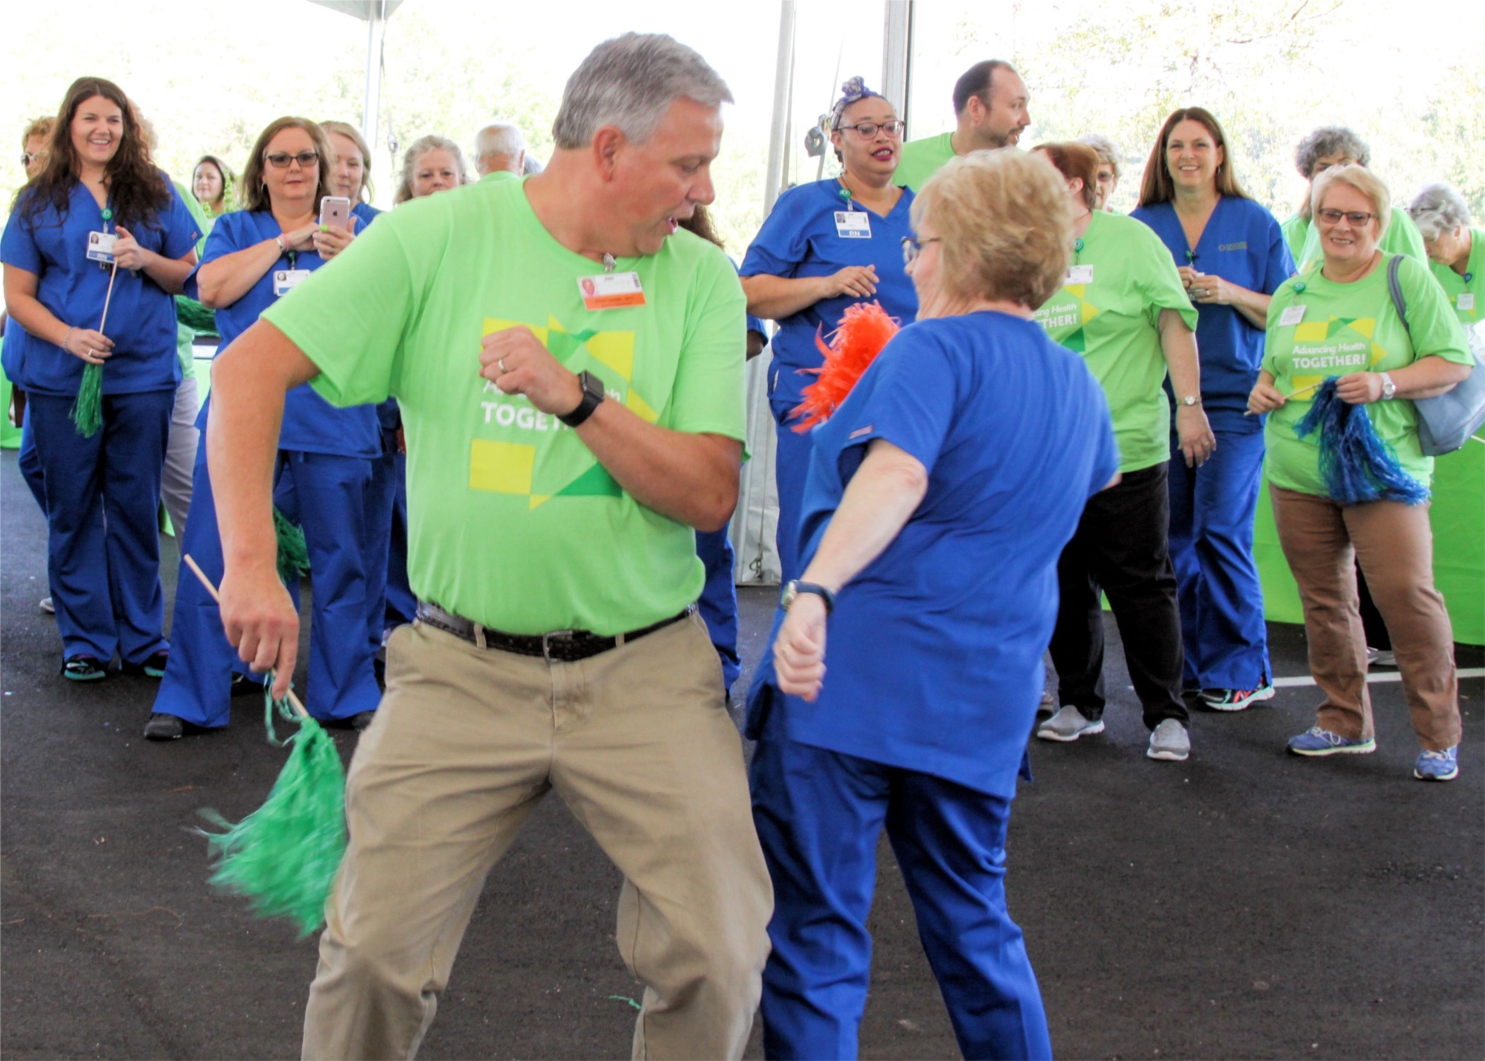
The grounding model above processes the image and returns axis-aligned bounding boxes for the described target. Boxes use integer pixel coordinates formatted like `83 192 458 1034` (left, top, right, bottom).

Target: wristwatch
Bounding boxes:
780 580 836 614
1379 371 1397 401
1177 394 1202 407
558 370 605 427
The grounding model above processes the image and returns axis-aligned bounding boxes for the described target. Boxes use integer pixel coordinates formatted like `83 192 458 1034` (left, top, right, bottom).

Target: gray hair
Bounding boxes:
393 135 469 204
551 33 732 149
1407 182 1472 241
1077 133 1121 179
1294 126 1370 179
475 122 526 160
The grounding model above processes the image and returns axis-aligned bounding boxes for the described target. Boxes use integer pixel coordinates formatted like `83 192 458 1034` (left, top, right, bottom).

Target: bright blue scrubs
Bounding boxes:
3 319 47 513
1132 197 1294 690
1 176 199 666
740 180 918 582
153 209 381 726
747 313 1119 1061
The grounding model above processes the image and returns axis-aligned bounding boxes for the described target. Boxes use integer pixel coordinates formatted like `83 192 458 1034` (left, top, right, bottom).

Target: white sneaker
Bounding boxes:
39 597 54 614
1036 705 1104 742
1147 719 1191 761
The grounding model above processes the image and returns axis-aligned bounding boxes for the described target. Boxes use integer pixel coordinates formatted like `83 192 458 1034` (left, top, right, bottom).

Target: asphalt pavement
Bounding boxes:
2 448 1481 1060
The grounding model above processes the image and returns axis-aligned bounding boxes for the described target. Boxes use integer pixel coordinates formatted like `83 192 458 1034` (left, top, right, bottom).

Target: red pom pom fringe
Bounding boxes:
789 302 900 432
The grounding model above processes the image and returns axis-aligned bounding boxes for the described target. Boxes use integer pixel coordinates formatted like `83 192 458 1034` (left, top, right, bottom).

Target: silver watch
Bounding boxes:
1178 394 1202 407
1379 372 1396 400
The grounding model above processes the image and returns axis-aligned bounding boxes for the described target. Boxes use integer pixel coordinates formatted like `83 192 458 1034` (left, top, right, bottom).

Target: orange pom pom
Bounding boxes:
789 302 900 432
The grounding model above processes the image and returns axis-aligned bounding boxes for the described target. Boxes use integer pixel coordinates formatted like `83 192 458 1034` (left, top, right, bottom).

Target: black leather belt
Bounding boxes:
415 601 694 662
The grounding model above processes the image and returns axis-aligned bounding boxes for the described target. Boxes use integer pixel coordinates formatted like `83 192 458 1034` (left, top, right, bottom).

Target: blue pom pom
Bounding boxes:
1293 378 1429 506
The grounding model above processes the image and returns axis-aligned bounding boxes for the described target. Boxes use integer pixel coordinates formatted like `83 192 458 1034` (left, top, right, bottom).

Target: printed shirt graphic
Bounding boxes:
262 178 746 635
1262 254 1471 495
893 132 956 193
1427 226 1483 328
1032 211 1197 472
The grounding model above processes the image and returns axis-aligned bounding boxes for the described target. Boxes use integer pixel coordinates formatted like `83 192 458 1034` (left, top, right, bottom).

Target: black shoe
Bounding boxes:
121 649 169 678
62 655 107 682
351 710 377 732
143 713 184 740
230 672 265 697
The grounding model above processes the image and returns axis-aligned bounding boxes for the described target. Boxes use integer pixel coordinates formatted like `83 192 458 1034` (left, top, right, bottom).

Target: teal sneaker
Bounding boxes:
1414 747 1459 782
1287 726 1375 756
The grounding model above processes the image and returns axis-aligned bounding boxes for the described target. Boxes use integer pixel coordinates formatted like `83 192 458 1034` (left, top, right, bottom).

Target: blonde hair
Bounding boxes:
320 120 375 202
21 115 54 146
393 135 468 204
911 150 1072 309
1311 163 1391 235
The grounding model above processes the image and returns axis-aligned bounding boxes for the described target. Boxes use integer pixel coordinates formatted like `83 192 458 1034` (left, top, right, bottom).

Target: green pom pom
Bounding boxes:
273 506 311 585
70 363 104 438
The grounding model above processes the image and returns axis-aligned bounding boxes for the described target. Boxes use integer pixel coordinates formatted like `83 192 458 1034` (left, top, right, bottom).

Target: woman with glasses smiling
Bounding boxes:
740 77 918 584
145 116 383 741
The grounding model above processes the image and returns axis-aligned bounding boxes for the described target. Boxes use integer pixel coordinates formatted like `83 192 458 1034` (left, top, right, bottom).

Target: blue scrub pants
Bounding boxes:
385 449 415 626
362 428 405 656
1167 410 1269 690
695 526 741 693
750 710 1052 1061
28 390 172 666
770 389 812 585
17 410 46 514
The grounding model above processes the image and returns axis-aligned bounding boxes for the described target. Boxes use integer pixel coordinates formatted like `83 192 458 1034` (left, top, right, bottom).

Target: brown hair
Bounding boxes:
1139 107 1250 207
239 117 333 214
192 155 233 213
21 116 54 146
912 149 1072 309
1032 141 1100 212
678 202 724 249
17 77 169 230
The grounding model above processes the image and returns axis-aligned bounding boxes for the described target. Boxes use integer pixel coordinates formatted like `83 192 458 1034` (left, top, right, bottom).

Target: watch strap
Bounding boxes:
558 370 605 428
782 580 836 614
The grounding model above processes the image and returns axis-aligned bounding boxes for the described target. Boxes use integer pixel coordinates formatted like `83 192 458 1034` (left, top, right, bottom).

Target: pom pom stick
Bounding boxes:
790 302 900 432
70 258 117 438
183 554 347 938
1293 378 1430 506
272 506 311 584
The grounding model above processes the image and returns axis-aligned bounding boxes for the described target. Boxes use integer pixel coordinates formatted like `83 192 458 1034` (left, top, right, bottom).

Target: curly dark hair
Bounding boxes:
15 77 169 231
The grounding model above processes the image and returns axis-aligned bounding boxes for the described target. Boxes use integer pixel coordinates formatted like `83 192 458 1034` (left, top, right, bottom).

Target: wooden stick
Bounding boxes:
182 553 310 721
98 258 119 333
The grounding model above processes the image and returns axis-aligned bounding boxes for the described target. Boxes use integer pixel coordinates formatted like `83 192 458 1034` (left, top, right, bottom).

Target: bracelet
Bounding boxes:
62 326 76 354
275 235 286 254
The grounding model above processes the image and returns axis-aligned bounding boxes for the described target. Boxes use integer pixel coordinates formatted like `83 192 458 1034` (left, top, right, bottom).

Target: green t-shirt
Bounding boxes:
1032 211 1198 472
1262 254 1472 496
1280 213 1309 263
894 132 956 193
479 169 520 183
1427 226 1483 328
1297 208 1426 272
173 180 215 377
262 179 747 635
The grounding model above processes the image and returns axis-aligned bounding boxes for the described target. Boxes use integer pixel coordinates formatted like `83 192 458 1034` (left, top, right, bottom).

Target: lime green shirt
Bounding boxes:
1032 211 1198 472
1280 213 1309 263
1262 254 1472 496
262 178 747 635
173 180 215 377
479 169 520 183
894 132 956 193
1427 226 1483 328
1296 209 1426 272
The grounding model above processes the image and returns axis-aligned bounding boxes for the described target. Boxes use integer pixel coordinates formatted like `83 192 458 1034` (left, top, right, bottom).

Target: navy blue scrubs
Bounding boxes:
740 180 917 582
747 313 1119 1060
1 176 199 667
3 316 46 513
153 209 381 726
1131 197 1293 691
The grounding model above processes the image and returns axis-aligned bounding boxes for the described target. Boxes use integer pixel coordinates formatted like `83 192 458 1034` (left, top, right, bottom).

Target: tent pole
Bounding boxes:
763 0 796 217
361 0 386 150
882 0 914 122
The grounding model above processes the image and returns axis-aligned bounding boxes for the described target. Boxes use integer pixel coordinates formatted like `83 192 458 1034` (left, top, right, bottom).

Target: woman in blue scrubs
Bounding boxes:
2 77 199 681
144 117 381 740
749 150 1120 1061
740 77 918 584
1131 108 1294 710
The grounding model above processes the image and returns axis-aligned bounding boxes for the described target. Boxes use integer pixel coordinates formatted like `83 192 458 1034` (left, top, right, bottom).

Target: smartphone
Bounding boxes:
318 196 352 231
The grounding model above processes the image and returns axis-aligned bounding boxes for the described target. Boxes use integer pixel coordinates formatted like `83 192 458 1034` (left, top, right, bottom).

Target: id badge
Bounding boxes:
1279 304 1306 327
1459 293 1476 312
578 271 645 311
1066 264 1094 285
86 230 118 263
273 269 311 297
834 210 871 239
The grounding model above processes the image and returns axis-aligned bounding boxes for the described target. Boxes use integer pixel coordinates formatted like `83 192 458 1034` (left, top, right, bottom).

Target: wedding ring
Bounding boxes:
498 358 506 373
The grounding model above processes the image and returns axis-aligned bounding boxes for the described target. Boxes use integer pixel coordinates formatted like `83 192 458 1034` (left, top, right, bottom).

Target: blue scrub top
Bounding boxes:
186 209 379 458
1131 197 1293 413
1 174 199 396
350 202 403 434
769 313 1119 798
740 179 918 407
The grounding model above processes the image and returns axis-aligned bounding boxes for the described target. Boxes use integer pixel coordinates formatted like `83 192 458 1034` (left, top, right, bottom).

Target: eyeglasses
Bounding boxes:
839 120 905 139
21 150 46 167
1316 208 1377 226
901 236 941 265
264 151 320 169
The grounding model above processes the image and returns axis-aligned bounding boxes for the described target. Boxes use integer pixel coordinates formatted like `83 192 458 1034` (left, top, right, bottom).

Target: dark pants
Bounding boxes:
1050 461 1188 729
695 526 741 693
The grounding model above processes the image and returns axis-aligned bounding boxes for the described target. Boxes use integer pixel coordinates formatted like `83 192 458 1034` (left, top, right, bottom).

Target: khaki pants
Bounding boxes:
1270 486 1460 750
302 614 773 1060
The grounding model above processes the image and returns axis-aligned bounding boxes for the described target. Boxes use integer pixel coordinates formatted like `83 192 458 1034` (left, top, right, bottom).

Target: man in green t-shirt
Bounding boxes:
474 121 526 182
894 59 1029 192
206 35 771 1060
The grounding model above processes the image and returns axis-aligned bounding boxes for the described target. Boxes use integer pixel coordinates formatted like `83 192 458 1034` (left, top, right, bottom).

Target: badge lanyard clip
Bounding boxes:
602 253 616 274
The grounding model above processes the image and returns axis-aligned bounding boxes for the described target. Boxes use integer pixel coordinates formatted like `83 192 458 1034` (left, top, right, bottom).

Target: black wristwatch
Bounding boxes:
780 580 836 614
558 370 605 428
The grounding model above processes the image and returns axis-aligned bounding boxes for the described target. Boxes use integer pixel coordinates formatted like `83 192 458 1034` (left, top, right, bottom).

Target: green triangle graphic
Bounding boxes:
555 462 623 498
546 328 599 363
1064 328 1086 354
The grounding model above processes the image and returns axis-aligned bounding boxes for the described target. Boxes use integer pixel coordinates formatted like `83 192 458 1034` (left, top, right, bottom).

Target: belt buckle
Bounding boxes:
542 629 575 662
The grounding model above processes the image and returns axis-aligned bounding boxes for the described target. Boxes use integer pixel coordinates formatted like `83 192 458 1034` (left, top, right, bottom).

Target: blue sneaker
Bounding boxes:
1414 747 1459 782
1287 726 1375 756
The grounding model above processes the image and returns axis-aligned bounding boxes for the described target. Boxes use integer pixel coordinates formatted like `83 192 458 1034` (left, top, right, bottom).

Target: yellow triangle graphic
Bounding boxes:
1066 285 1086 298
1082 301 1099 325
485 317 547 344
529 495 551 509
586 331 635 381
1351 317 1376 338
625 389 660 423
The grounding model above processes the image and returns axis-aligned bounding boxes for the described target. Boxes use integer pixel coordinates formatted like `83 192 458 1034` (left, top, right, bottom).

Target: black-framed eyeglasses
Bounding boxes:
264 151 320 169
839 120 905 139
901 236 941 265
1316 208 1377 226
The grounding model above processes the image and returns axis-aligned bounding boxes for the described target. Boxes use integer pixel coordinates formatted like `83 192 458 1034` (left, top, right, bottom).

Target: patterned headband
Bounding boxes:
829 76 884 131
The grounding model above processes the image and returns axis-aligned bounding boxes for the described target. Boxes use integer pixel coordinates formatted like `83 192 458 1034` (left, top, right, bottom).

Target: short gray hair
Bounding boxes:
475 122 526 160
393 134 469 204
552 33 732 149
1407 182 1472 241
1295 126 1370 179
1077 133 1121 179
